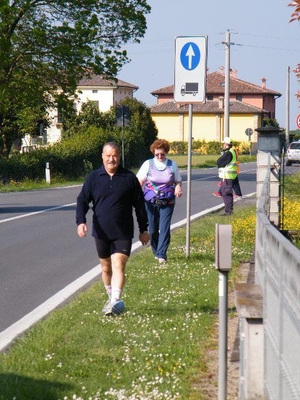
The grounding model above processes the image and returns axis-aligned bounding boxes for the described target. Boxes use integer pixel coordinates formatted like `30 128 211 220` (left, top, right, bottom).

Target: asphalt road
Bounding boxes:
0 162 256 341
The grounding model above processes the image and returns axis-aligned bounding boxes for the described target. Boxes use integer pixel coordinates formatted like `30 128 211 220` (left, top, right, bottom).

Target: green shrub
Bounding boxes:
0 128 113 183
170 140 221 155
169 141 188 154
169 140 251 155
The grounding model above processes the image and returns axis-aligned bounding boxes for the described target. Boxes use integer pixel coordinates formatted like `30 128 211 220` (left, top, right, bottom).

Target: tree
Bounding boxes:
61 100 116 139
0 0 150 156
62 97 157 167
118 97 158 166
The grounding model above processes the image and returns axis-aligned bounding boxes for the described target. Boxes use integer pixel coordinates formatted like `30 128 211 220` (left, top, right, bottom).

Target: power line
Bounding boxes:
233 43 300 52
215 41 300 53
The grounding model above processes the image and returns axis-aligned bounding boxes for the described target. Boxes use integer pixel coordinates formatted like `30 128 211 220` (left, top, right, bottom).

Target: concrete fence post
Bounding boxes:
255 126 283 227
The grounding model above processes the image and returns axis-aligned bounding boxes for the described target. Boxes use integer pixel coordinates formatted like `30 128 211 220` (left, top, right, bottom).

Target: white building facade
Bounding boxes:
46 75 138 144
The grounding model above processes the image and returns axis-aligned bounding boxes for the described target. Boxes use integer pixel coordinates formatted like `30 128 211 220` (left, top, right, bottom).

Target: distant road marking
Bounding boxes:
0 203 76 224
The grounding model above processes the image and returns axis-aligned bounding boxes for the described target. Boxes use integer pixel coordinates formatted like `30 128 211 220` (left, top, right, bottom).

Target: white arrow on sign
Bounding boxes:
186 44 195 70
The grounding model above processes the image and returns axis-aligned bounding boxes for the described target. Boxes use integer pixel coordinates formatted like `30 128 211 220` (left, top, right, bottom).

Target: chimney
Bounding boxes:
219 66 225 75
219 96 224 110
261 77 267 89
230 69 237 78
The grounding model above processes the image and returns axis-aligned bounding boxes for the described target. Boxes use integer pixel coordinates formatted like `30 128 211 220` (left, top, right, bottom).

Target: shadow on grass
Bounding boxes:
0 373 73 400
133 302 219 316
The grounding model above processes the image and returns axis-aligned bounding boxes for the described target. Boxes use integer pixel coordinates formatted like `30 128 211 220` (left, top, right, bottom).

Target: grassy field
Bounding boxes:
0 203 256 400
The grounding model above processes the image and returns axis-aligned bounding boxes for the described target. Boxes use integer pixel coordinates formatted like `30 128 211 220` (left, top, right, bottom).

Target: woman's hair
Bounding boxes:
150 139 170 154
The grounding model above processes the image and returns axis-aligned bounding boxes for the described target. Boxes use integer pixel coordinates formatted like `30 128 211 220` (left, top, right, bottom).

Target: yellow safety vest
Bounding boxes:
218 148 238 180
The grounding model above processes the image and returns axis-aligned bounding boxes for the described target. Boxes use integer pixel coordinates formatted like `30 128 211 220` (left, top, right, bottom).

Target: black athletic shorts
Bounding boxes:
94 237 132 259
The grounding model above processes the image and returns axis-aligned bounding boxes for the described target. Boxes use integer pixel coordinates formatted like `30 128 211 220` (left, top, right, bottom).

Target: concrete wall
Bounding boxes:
152 112 262 144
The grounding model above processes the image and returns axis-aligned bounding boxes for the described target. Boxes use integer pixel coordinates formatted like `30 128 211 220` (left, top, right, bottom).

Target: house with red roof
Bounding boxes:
150 68 281 146
46 74 138 143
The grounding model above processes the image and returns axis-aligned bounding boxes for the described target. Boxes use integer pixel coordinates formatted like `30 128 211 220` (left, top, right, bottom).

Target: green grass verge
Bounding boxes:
0 177 84 193
0 155 257 193
170 154 256 169
0 204 256 400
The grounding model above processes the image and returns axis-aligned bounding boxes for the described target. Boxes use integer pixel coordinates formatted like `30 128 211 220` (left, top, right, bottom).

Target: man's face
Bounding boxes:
102 145 121 175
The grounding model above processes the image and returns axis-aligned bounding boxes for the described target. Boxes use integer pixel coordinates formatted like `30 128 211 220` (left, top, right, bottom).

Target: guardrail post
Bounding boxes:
45 162 51 184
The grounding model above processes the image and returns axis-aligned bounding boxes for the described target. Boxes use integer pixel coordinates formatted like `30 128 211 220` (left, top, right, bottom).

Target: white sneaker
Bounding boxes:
102 299 111 314
158 258 167 264
111 299 125 315
103 299 125 316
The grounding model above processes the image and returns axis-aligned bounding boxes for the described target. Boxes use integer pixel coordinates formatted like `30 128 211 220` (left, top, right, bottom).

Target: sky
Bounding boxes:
118 0 300 131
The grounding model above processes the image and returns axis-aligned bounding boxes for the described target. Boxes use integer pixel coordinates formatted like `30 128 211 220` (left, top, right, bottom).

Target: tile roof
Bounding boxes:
150 100 268 114
78 74 138 90
151 71 281 96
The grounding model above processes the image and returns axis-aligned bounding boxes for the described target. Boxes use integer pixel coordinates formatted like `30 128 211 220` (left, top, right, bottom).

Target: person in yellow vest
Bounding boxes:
232 145 243 198
217 137 238 216
213 143 242 199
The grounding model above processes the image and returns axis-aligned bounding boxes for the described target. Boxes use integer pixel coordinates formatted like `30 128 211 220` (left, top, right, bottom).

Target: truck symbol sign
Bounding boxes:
181 82 199 96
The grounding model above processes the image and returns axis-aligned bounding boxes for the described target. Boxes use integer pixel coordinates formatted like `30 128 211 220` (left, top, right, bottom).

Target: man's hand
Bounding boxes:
139 231 150 245
77 223 88 238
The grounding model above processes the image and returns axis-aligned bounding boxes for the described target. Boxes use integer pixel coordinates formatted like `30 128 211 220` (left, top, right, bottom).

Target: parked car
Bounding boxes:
286 140 300 166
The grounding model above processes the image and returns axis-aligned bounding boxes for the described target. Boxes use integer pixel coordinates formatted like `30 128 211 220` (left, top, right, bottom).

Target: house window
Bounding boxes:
92 90 98 93
207 95 213 100
57 109 63 124
236 95 242 101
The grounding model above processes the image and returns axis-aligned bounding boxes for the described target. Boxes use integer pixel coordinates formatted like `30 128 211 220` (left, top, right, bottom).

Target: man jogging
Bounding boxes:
76 142 150 316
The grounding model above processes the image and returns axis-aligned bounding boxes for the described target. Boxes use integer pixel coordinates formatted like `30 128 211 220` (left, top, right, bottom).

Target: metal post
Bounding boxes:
186 103 193 257
285 66 290 151
218 271 228 400
122 124 125 168
224 30 230 139
215 223 232 400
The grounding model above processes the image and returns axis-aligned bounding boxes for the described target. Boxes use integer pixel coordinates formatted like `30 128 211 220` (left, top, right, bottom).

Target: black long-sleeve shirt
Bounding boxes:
76 165 148 240
217 148 233 168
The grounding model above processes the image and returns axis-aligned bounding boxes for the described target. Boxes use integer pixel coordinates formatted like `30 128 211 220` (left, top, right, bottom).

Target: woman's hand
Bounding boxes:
139 231 150 245
175 183 183 198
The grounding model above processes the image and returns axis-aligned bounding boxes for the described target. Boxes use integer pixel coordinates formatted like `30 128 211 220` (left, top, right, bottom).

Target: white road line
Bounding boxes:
0 266 101 351
0 203 76 224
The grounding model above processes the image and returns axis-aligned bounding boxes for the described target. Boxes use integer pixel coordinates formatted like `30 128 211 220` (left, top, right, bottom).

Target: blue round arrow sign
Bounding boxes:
180 42 201 71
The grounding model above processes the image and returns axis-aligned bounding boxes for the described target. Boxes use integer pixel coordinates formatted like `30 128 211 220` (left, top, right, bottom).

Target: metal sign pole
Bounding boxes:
122 123 125 168
186 103 193 257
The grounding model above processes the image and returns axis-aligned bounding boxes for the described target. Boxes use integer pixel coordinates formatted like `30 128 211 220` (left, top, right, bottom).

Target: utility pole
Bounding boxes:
286 66 290 151
222 30 231 139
